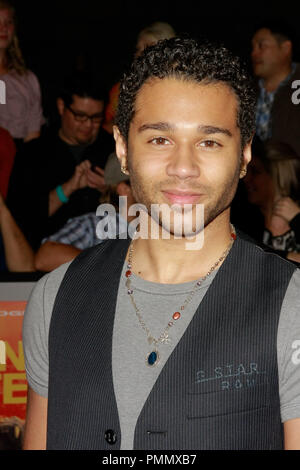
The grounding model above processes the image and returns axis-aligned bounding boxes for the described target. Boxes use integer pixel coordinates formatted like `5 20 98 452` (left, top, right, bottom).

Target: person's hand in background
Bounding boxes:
273 197 300 223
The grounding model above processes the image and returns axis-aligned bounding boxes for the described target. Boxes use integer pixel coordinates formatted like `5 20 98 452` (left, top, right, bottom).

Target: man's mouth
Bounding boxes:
162 189 203 205
79 131 92 138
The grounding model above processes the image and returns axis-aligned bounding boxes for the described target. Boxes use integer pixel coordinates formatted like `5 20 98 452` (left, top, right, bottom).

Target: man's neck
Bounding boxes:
58 128 94 147
128 211 234 284
263 63 293 92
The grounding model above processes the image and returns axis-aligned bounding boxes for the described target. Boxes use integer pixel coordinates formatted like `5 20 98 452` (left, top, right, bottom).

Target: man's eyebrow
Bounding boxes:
197 125 233 137
138 122 175 133
137 122 233 137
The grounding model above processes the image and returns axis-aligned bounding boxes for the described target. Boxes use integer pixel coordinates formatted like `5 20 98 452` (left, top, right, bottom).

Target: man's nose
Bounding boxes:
82 117 93 128
166 144 200 180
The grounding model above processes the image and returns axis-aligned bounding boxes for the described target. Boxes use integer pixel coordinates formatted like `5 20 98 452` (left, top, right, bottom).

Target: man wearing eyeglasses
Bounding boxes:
6 75 115 250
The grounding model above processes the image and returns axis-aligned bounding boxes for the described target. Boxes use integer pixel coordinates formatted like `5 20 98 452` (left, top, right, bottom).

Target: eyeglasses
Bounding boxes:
66 105 103 124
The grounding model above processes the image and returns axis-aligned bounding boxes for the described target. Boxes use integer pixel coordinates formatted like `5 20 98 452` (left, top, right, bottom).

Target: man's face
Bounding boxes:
251 28 290 79
58 94 104 146
115 77 251 237
0 8 15 50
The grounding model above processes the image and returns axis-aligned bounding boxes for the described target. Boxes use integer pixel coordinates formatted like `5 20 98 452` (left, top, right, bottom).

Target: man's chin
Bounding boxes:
76 135 95 146
253 66 266 78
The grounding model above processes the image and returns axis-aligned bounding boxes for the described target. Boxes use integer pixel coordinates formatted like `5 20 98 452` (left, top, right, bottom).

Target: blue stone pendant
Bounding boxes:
147 350 160 366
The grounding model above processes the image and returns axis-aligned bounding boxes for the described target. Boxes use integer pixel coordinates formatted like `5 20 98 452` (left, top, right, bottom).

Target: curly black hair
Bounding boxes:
115 37 256 149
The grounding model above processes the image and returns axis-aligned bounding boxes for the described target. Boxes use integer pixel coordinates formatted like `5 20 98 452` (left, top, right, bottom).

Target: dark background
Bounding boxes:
12 0 300 120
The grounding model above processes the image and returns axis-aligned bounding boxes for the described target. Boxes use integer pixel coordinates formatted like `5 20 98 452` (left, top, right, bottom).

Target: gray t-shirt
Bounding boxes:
23 259 300 450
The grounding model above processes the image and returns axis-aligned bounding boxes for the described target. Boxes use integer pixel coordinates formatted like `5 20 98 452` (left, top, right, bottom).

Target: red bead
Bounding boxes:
231 232 236 240
173 312 181 320
125 270 132 277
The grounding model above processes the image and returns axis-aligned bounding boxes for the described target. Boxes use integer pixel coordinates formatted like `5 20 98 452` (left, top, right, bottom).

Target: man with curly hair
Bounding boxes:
23 38 300 450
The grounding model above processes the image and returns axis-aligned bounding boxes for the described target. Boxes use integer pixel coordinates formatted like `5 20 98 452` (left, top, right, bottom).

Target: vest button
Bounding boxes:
105 429 117 445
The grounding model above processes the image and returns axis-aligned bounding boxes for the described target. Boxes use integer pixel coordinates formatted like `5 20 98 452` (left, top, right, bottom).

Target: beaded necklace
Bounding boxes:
125 226 236 367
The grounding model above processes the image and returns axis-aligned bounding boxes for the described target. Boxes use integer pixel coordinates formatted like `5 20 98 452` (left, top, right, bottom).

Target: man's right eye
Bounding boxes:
149 137 170 145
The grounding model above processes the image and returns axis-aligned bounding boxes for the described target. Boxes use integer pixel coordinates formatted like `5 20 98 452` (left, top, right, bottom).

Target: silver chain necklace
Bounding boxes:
125 226 236 367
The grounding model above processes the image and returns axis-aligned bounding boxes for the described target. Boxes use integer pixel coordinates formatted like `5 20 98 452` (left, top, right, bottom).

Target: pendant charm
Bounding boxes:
160 332 170 344
146 350 160 366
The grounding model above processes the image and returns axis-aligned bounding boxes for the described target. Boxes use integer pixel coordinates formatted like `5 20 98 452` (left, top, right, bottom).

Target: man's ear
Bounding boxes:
113 125 128 173
240 139 252 178
57 98 65 117
281 40 292 58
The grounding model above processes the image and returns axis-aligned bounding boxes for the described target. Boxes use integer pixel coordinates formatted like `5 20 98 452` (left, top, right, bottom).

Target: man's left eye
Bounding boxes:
200 140 220 148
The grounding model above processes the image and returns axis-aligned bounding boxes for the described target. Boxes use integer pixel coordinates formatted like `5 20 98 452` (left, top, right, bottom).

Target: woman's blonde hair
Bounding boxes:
264 140 300 201
137 21 176 43
0 0 27 75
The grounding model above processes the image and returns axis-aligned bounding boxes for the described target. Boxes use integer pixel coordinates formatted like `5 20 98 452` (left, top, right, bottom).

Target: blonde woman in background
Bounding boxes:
0 0 44 145
244 138 300 262
134 21 176 57
102 21 176 134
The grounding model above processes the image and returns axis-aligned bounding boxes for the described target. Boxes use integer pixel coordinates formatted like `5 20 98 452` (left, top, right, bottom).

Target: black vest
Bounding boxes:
47 236 296 450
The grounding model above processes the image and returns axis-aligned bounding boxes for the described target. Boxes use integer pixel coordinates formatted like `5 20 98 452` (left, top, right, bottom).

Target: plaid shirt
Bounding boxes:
256 63 297 141
43 212 128 250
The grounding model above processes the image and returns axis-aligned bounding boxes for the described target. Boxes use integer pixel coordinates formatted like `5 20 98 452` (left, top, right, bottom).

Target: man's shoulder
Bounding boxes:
46 239 129 307
16 129 62 157
75 237 130 262
277 62 300 91
237 231 298 272
31 260 72 304
54 237 129 274
35 128 65 148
